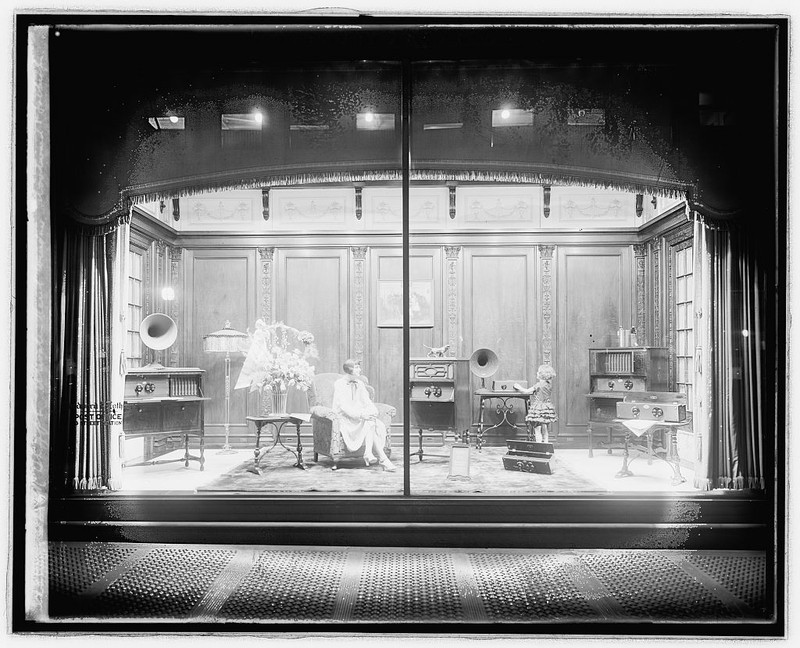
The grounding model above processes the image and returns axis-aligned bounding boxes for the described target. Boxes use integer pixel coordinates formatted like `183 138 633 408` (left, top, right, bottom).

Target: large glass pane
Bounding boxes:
409 59 702 495
111 41 402 493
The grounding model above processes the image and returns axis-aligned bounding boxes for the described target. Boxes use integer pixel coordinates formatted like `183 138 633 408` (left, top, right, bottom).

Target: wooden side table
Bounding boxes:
613 418 687 486
246 414 311 475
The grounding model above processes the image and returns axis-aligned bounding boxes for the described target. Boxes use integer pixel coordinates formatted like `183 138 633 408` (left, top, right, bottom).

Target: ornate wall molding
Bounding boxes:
351 246 369 362
444 245 461 357
538 245 555 366
169 246 183 366
650 237 662 346
663 221 693 246
261 188 270 220
633 243 647 341
258 247 275 323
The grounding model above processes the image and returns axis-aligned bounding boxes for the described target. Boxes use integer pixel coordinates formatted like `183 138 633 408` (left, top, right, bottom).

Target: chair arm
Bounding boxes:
374 403 396 421
310 405 337 421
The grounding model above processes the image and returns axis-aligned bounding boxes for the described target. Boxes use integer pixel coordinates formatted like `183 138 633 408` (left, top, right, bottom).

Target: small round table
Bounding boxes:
246 414 310 475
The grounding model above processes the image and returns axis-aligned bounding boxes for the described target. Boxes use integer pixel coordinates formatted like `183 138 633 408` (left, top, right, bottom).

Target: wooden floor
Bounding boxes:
48 542 771 631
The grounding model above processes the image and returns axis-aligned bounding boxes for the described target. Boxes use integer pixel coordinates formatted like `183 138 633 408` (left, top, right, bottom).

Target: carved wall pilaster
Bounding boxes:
444 245 461 358
650 237 662 347
633 243 647 341
258 247 275 323
351 246 369 363
169 246 183 366
538 245 555 366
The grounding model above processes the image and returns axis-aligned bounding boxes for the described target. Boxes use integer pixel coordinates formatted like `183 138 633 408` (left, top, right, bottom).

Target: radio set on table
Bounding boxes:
616 391 687 422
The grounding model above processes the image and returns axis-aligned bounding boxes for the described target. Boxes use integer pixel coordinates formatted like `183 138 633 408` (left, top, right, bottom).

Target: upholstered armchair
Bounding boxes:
310 372 395 470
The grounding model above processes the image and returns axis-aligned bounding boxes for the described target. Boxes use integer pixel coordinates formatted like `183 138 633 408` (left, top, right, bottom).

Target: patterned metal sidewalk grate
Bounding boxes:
48 543 771 624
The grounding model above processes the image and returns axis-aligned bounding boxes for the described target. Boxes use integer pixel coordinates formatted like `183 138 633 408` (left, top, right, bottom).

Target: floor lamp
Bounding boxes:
203 321 249 454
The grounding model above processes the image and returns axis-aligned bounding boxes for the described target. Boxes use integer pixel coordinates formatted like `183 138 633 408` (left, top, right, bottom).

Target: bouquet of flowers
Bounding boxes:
234 320 318 394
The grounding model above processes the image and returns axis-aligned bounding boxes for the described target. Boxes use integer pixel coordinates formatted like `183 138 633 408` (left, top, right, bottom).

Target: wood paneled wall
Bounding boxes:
180 241 637 446
186 249 258 439
556 246 632 445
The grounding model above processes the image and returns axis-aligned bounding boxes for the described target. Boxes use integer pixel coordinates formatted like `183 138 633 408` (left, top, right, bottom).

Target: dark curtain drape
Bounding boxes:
55 215 128 491
693 215 765 491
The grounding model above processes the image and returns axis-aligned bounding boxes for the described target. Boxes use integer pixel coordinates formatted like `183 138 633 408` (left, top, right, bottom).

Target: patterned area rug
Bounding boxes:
198 445 606 494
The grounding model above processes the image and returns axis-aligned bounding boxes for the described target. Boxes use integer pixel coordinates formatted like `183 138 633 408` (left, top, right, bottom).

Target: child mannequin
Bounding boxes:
525 364 558 443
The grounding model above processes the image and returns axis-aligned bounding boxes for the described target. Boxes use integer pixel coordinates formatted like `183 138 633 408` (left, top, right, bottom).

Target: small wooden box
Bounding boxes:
503 440 555 474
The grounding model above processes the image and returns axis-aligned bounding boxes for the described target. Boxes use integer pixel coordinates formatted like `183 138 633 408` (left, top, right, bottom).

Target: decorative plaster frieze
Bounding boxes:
189 198 253 224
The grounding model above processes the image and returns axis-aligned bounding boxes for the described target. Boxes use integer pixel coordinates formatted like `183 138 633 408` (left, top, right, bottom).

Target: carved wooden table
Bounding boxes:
246 414 310 475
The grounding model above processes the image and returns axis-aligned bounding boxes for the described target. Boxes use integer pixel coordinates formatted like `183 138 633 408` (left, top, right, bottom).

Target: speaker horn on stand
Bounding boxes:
139 312 178 367
469 347 499 388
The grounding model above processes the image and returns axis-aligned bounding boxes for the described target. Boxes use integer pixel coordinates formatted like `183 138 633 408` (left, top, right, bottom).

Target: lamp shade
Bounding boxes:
202 321 249 354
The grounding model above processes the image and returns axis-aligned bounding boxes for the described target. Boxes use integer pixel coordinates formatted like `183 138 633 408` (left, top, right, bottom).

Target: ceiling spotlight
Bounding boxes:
168 115 179 124
254 111 264 124
364 112 374 122
501 109 511 119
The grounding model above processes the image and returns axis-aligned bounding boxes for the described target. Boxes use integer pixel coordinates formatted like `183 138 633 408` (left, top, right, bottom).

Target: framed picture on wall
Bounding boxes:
377 280 434 327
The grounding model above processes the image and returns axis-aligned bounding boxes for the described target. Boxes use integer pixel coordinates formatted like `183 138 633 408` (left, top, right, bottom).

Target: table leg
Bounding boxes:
668 428 686 485
294 420 306 470
184 433 190 467
248 421 264 475
477 398 486 452
587 423 594 457
199 434 205 472
615 431 634 478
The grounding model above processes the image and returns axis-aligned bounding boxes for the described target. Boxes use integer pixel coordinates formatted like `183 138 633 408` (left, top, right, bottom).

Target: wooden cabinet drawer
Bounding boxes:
410 384 455 402
163 401 202 431
411 361 454 380
123 402 162 432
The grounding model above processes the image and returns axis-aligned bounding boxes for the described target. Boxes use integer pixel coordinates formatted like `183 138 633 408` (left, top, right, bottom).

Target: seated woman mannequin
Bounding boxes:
331 359 396 472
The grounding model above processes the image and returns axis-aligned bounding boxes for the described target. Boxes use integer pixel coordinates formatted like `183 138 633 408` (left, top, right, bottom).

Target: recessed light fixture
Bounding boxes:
221 113 263 130
148 116 185 130
567 108 606 126
491 109 533 127
423 122 464 130
357 112 395 130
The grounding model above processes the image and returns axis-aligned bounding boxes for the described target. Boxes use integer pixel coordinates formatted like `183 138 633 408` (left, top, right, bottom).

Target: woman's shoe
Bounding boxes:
364 453 377 466
381 459 396 472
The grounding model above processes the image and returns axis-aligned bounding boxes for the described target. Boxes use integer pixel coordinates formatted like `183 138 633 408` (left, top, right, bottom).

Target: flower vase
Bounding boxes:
270 387 288 415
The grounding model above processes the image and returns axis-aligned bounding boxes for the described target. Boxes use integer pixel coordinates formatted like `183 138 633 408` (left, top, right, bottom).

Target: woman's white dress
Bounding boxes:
331 376 388 454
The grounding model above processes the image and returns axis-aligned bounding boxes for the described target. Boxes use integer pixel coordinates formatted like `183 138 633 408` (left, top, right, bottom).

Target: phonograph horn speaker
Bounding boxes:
469 347 499 387
140 312 178 351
